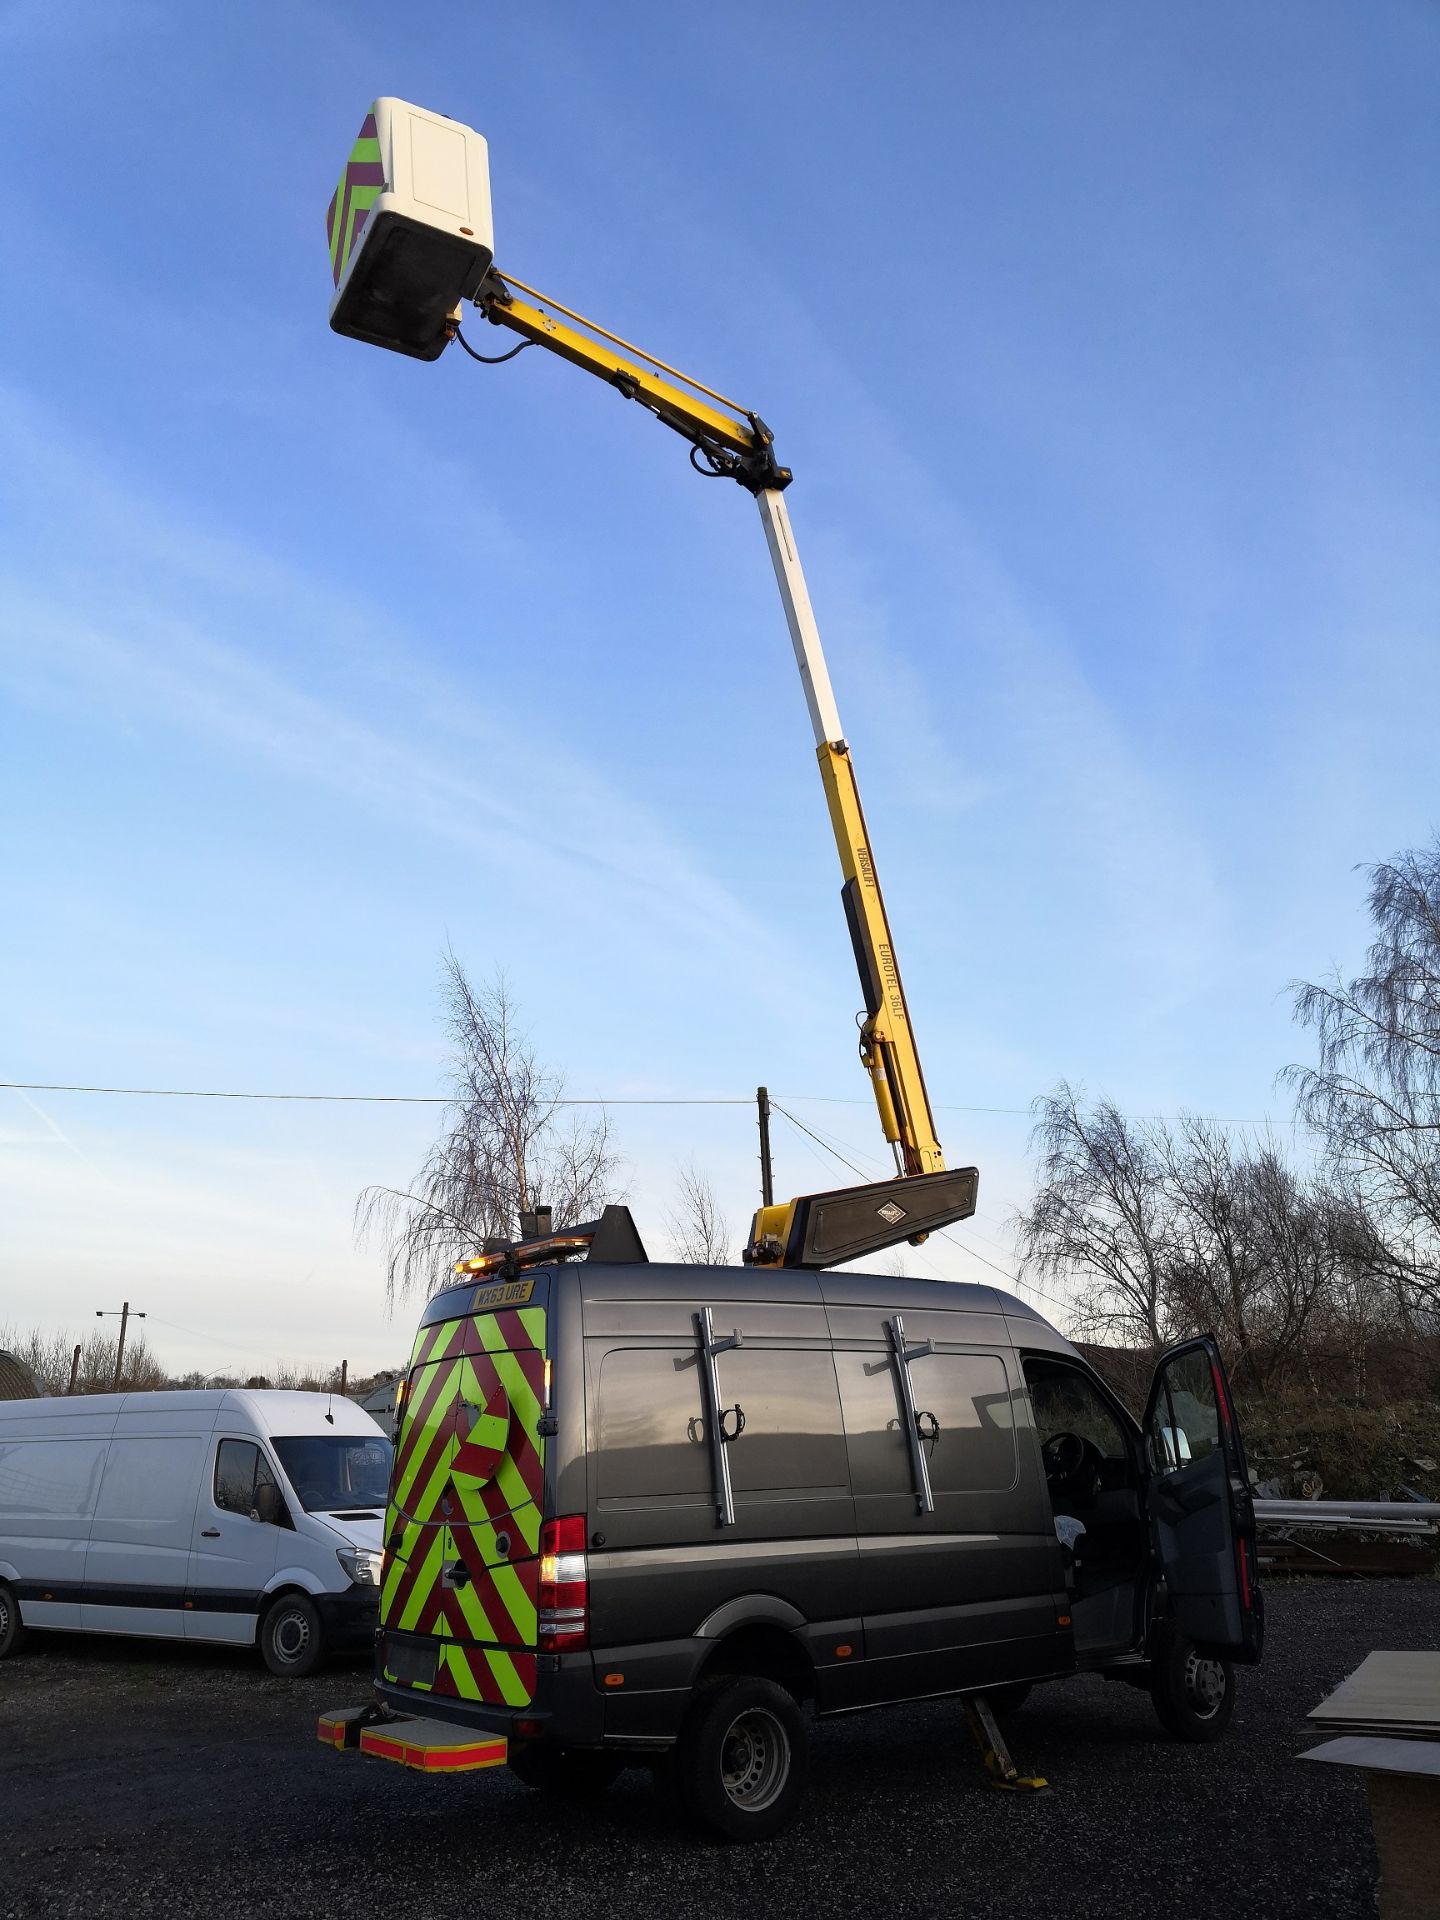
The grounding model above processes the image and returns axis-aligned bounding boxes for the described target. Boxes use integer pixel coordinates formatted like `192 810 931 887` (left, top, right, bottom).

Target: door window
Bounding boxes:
214 1439 279 1517
596 1348 711 1505
595 1346 848 1504
1147 1347 1221 1472
836 1351 1017 1496
1026 1364 1130 1463
720 1350 847 1494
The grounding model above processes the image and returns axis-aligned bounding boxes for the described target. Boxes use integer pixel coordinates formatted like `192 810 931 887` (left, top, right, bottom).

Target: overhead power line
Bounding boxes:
769 1100 872 1181
767 1099 1074 1319
0 1080 1294 1127
6 1083 1077 1321
0 1081 748 1106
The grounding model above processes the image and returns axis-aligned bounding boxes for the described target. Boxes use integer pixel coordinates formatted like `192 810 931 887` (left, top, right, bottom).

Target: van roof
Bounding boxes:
422 1260 1059 1334
0 1387 388 1436
578 1261 1050 1318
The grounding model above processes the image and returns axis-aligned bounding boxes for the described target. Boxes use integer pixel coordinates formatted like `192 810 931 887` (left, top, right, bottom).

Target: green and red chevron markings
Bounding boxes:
380 1306 547 1708
326 112 385 289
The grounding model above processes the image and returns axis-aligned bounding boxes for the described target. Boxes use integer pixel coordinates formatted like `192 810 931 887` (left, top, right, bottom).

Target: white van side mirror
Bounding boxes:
254 1481 287 1527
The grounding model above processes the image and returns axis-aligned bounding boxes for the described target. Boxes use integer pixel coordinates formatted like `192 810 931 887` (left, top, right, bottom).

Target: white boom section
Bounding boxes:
757 489 845 749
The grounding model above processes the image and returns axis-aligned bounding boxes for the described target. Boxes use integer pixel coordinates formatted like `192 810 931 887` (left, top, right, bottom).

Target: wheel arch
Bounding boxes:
265 1567 328 1598
694 1620 816 1706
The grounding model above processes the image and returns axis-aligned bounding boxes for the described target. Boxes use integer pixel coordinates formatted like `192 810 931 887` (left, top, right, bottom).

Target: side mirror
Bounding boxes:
253 1481 285 1527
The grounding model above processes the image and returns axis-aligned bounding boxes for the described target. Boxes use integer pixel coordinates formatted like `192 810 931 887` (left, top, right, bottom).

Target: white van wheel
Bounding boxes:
261 1594 325 1677
0 1582 26 1658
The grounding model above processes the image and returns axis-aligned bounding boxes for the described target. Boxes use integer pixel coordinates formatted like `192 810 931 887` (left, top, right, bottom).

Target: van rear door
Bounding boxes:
1142 1336 1262 1663
380 1287 547 1710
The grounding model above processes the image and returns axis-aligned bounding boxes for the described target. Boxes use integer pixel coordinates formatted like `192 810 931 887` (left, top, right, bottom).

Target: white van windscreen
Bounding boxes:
272 1435 393 1512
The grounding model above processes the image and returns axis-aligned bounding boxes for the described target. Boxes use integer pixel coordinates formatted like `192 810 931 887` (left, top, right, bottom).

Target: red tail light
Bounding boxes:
538 1514 588 1650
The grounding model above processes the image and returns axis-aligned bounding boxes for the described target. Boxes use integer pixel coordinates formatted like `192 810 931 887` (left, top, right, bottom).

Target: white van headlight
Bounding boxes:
337 1547 382 1587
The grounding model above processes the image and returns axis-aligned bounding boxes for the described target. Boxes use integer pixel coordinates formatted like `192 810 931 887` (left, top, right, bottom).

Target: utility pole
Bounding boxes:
756 1086 775 1209
96 1302 145 1392
67 1345 81 1395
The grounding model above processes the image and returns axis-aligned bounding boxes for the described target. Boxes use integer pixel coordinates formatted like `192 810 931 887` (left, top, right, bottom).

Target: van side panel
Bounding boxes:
829 1318 1068 1701
585 1325 858 1645
581 1285 867 1734
83 1426 212 1639
0 1417 114 1629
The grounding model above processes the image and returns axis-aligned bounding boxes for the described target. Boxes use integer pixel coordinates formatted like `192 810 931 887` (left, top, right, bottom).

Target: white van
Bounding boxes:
0 1389 391 1675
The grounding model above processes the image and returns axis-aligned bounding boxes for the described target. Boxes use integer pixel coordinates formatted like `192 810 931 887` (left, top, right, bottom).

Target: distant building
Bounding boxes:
357 1371 403 1436
0 1351 40 1400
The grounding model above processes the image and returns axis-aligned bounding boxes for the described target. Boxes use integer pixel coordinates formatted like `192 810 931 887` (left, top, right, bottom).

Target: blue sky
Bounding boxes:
2 3 1437 1376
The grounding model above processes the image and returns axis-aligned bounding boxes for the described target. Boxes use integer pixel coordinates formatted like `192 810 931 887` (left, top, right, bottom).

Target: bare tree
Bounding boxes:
0 1324 165 1395
1018 1091 1343 1383
665 1162 732 1265
1159 1117 1266 1374
1289 841 1440 1323
357 955 623 1305
1017 1085 1175 1350
1161 1122 1336 1387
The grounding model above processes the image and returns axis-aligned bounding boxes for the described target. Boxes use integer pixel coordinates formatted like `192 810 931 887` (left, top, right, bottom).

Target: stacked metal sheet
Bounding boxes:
1301 1654 1440 1920
1307 1652 1440 1741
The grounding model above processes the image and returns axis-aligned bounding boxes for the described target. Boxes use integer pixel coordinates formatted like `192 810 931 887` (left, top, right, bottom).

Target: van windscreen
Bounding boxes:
273 1435 393 1511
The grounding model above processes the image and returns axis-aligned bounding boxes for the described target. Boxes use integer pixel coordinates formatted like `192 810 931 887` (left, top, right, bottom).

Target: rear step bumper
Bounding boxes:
319 1707 508 1774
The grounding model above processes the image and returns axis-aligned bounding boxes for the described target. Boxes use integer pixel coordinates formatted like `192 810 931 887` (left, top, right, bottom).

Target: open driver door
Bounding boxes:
1142 1336 1263 1664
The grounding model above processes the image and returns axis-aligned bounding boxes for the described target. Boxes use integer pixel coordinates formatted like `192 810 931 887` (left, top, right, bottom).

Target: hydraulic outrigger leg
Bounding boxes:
963 1695 1050 1794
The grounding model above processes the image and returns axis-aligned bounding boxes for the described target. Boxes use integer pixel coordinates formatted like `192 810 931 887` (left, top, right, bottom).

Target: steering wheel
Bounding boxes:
1041 1430 1087 1483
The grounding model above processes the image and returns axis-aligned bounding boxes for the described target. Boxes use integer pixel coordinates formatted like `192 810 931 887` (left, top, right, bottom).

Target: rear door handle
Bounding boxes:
200 1528 221 1538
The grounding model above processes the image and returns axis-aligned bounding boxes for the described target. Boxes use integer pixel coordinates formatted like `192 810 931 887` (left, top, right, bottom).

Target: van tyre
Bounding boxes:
675 1676 808 1843
1150 1630 1234 1742
0 1582 26 1658
983 1682 1032 1715
261 1593 325 1677
507 1745 625 1797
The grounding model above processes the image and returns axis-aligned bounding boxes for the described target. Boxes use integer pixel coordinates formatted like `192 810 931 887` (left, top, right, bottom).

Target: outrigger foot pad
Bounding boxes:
317 1705 509 1774
964 1696 1051 1794
317 1704 386 1750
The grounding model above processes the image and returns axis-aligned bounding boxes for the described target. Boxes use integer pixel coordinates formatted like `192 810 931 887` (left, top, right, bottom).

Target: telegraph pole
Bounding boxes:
96 1302 145 1392
756 1086 775 1209
67 1345 81 1395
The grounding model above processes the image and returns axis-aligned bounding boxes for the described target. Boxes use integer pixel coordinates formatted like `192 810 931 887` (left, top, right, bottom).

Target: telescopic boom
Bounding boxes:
325 99 977 1267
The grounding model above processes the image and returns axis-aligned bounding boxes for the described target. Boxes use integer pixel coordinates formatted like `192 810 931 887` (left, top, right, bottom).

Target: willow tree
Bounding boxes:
357 955 622 1305
1289 840 1440 1324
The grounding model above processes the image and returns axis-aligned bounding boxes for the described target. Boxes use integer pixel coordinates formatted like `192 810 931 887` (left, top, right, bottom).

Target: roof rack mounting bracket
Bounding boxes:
886 1314 936 1516
695 1307 741 1528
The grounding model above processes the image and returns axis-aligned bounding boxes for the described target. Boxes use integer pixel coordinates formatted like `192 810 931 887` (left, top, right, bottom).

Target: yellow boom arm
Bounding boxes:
464 274 955 1263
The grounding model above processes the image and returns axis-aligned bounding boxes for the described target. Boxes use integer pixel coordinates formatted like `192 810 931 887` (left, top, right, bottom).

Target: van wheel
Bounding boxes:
983 1682 1032 1715
1150 1631 1234 1742
0 1582 26 1658
675 1676 808 1843
261 1594 325 1677
507 1745 625 1797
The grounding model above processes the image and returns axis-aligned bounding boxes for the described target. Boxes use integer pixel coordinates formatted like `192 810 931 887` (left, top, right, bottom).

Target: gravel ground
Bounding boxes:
3 1579 1438 1920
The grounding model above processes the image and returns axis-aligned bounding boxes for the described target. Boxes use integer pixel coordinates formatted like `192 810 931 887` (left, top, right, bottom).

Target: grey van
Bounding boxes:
375 1229 1262 1840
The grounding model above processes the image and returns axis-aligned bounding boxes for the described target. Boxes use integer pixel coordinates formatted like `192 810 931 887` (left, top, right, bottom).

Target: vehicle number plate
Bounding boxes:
386 1636 438 1689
